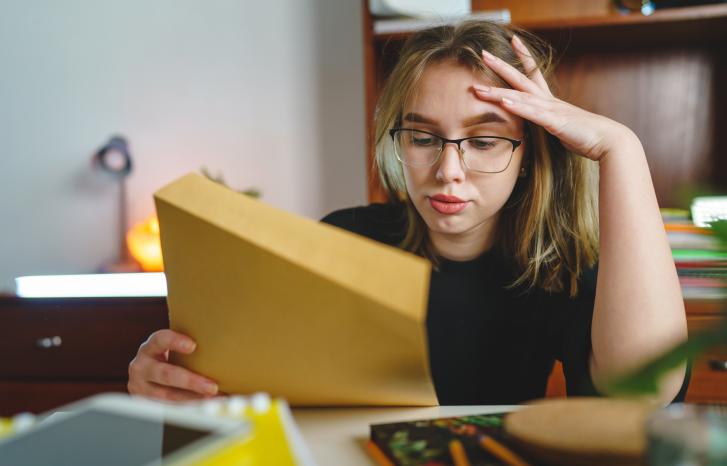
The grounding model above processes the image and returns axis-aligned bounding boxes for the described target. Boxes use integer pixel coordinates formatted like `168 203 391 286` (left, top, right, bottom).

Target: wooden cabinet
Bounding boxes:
0 297 168 415
683 307 727 402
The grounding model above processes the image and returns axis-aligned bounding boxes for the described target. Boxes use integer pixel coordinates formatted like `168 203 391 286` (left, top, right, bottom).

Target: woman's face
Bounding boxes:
401 60 526 243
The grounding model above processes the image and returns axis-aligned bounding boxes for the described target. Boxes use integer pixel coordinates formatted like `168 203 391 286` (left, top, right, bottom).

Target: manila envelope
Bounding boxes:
154 173 437 406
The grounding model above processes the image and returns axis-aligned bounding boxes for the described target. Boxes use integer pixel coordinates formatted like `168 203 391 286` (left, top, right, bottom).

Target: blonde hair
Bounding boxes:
374 20 599 296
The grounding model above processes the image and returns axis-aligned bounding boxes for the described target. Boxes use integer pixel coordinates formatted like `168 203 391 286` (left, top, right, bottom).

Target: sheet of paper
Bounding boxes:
154 173 437 406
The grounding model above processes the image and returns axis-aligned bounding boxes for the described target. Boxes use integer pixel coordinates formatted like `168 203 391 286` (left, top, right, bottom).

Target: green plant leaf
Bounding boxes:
710 219 727 249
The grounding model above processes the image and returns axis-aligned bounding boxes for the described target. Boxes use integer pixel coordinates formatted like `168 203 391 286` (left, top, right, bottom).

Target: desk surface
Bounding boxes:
292 405 518 466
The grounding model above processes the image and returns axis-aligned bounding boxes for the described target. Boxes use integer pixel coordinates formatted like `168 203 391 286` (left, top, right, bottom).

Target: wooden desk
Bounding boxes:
292 405 518 466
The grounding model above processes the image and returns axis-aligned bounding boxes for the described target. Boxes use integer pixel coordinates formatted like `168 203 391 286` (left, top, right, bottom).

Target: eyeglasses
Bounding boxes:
389 128 523 174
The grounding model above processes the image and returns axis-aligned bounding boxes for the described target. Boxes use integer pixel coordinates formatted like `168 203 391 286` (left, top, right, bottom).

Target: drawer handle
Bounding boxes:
36 336 62 349
709 359 727 372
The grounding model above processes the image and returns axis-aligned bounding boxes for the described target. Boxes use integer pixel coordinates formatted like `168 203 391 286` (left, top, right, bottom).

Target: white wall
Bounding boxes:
0 0 367 292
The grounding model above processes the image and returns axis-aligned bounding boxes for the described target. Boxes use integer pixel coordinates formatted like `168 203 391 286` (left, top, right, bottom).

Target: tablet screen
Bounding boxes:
0 408 217 466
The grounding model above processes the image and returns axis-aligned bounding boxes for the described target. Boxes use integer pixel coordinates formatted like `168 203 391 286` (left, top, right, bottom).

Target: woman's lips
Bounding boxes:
428 195 469 215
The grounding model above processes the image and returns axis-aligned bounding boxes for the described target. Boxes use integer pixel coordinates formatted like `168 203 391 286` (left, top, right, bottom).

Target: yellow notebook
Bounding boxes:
189 397 314 466
154 173 437 406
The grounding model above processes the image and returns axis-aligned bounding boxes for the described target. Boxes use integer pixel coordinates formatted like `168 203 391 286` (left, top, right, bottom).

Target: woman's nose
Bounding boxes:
435 143 466 183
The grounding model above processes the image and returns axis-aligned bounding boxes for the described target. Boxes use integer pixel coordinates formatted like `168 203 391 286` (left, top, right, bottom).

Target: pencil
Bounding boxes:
479 435 532 466
366 440 396 466
449 439 472 466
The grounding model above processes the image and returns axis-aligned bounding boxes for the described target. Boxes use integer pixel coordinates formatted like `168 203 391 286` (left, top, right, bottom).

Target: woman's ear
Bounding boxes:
519 125 533 178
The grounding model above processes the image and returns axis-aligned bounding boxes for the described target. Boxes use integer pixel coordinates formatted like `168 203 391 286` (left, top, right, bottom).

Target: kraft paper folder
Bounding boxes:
154 173 438 406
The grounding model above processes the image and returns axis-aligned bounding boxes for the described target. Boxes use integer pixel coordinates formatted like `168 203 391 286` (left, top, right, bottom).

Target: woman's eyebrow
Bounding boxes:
461 112 507 127
402 111 508 127
402 112 437 125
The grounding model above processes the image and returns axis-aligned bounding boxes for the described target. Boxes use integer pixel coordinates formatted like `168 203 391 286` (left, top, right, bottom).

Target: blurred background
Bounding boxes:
1 0 726 418
0 0 367 292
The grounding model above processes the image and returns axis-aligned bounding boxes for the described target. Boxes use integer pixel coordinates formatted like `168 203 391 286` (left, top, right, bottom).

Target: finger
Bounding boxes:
497 96 565 136
473 86 554 111
143 381 209 402
140 329 196 357
127 354 219 396
145 360 219 396
482 49 545 97
511 35 552 96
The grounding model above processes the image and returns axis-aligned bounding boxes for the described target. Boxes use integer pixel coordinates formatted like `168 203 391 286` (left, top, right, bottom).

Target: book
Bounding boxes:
369 0 471 18
190 396 316 466
369 412 539 466
662 207 727 302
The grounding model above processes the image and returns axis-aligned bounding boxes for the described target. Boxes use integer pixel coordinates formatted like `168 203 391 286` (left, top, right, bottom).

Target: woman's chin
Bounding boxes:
424 215 472 236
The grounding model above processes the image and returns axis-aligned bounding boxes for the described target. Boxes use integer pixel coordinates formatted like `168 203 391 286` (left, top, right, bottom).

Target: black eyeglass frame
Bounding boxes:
389 127 524 174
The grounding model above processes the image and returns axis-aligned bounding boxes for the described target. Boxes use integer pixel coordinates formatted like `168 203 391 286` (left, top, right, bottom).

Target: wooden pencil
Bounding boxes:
366 440 396 466
449 439 472 466
479 435 532 466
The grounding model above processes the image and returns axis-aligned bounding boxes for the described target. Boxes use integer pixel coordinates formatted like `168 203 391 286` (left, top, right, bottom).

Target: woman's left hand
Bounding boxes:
474 35 636 162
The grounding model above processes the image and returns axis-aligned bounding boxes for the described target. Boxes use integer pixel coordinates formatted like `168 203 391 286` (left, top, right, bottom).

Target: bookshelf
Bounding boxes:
362 1 727 205
360 0 727 402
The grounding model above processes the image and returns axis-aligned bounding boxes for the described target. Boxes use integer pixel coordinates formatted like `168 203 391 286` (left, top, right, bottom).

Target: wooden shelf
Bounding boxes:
520 3 727 30
524 3 727 50
372 4 727 48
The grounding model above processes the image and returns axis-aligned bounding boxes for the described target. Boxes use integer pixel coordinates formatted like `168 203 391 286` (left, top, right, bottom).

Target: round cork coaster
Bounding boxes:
504 397 660 466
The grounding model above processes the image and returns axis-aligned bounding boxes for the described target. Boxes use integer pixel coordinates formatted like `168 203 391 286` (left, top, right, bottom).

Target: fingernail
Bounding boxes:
182 340 196 351
474 85 491 94
203 382 218 395
502 97 515 106
482 50 496 61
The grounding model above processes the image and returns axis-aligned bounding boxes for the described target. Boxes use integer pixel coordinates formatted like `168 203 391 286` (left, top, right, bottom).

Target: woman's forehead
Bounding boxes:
403 62 520 130
417 60 498 91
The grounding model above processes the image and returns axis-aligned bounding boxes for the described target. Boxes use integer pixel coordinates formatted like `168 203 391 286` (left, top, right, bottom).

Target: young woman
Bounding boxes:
128 21 688 404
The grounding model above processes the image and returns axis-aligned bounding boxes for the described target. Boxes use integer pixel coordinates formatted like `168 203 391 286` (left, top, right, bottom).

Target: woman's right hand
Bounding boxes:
128 329 219 401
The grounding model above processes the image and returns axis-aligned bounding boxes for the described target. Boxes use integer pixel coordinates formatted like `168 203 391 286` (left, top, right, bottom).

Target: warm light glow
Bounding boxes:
127 215 164 271
15 273 167 298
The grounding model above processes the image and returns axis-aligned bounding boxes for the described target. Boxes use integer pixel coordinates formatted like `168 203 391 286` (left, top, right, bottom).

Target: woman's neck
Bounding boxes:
428 216 498 262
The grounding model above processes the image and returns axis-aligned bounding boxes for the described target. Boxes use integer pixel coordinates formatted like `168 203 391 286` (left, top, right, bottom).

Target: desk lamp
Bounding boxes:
93 135 141 272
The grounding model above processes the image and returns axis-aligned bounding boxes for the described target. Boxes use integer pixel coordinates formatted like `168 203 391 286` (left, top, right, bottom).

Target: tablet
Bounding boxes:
0 394 249 466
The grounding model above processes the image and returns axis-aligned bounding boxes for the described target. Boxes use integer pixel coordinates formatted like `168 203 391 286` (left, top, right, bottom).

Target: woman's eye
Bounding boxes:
470 138 497 150
412 135 435 146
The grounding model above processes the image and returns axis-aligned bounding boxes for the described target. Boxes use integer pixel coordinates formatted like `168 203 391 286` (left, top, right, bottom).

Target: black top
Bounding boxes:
321 203 689 405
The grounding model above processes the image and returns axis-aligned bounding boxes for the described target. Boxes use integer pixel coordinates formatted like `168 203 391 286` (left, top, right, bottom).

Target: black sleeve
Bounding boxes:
555 265 602 397
673 361 691 403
